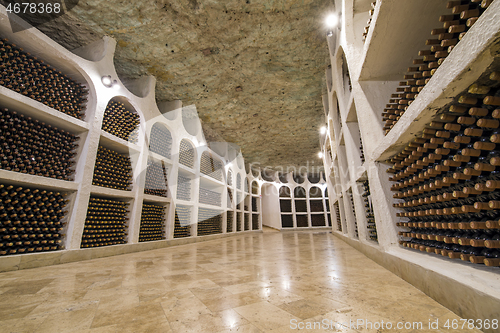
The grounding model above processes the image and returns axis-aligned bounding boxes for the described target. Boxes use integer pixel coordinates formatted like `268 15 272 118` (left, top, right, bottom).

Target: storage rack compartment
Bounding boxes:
236 173 241 190
102 99 140 143
327 213 332 227
227 169 233 186
244 213 250 231
362 2 377 42
227 210 233 232
138 203 165 242
280 199 292 212
391 68 500 268
311 214 326 227
200 151 223 181
179 139 195 168
227 189 233 209
0 38 88 119
252 214 259 230
294 186 306 198
295 200 307 213
244 194 250 211
310 199 324 212
334 201 342 232
236 192 241 210
173 205 191 238
381 0 494 135
0 183 69 255
347 189 359 238
309 186 323 198
252 197 258 212
149 123 172 159
281 214 293 228
296 214 308 228
251 181 259 194
279 186 291 197
197 208 222 236
361 180 378 242
199 186 222 206
92 145 132 191
176 173 192 201
236 212 242 231
81 196 128 248
144 158 168 197
0 107 79 180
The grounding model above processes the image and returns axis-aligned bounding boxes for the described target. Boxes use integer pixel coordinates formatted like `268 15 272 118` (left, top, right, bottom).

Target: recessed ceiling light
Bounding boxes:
325 13 338 28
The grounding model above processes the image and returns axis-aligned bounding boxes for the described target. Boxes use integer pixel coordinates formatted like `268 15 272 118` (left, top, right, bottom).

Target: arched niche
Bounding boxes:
179 139 195 169
251 181 259 195
309 186 323 198
294 186 306 198
236 173 242 190
227 169 233 187
200 151 223 181
244 178 249 193
149 123 172 159
293 174 305 184
308 173 321 184
261 168 275 182
102 97 141 143
325 188 329 198
251 167 260 178
278 173 288 183
279 186 291 198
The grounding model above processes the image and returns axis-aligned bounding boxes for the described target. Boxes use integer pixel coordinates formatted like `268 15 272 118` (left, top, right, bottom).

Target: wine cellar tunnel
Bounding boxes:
0 0 499 332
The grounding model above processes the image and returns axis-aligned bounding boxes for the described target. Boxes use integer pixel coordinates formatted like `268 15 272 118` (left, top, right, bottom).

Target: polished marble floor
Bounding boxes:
0 231 479 333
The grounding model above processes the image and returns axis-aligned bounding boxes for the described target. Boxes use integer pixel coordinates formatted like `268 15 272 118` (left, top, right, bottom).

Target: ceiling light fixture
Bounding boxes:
318 152 324 158
320 126 327 135
325 13 339 28
101 75 113 87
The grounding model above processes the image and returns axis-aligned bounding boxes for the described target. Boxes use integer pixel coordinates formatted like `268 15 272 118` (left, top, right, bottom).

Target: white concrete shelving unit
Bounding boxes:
0 8 261 272
322 0 500 329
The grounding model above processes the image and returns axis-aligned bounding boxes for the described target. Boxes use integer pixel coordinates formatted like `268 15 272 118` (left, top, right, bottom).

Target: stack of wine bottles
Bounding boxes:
252 197 258 212
390 72 500 266
310 200 324 212
382 0 493 134
311 214 326 227
0 184 67 255
174 205 191 238
295 199 307 213
296 214 308 228
236 174 242 190
280 199 292 212
0 107 78 180
227 211 233 232
176 175 191 201
252 182 259 195
200 152 223 181
138 203 165 242
281 215 293 228
179 139 195 168
347 190 359 238
236 193 241 210
244 195 249 211
362 1 377 42
144 159 168 197
362 180 378 242
227 189 233 209
334 202 342 231
197 208 222 235
102 100 140 143
244 213 250 230
149 123 172 159
0 38 88 119
81 197 127 248
252 214 259 230
236 212 242 231
227 169 233 186
199 187 222 206
92 146 132 191
360 136 365 163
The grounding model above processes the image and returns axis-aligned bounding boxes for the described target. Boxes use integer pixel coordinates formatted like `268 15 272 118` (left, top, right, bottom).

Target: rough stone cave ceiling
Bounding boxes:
31 0 332 173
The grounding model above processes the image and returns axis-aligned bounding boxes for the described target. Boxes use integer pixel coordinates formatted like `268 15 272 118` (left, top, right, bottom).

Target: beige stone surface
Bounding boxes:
0 232 480 332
